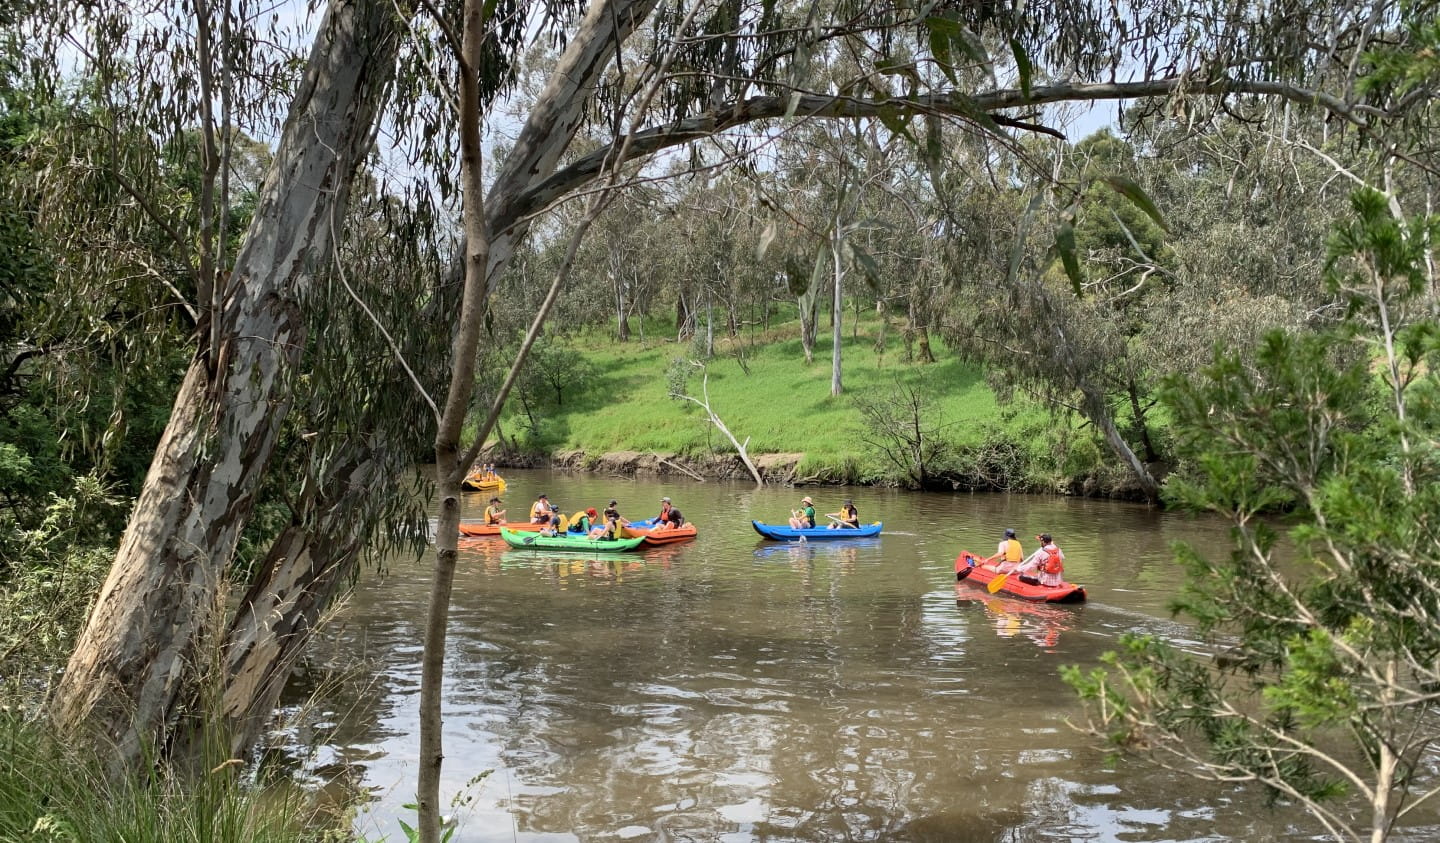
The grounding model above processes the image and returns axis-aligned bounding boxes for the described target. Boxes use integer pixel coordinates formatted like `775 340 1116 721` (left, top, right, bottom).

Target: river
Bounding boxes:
277 468 1411 842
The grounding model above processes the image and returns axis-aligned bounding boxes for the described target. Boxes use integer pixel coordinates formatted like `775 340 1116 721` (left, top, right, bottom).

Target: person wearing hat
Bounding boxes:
570 506 598 535
483 496 506 525
981 528 1025 573
825 499 859 529
788 495 816 529
1015 533 1065 586
653 497 685 531
653 496 674 524
530 494 553 524
601 499 627 538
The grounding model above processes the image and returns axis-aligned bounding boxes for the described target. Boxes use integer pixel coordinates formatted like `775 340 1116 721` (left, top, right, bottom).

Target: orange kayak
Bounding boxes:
954 550 1086 603
622 519 698 546
459 521 544 537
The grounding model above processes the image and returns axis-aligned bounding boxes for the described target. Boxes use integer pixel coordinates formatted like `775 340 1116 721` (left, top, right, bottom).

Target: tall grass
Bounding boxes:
0 712 347 843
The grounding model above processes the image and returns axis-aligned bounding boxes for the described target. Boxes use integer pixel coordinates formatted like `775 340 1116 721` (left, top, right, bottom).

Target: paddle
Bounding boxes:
987 571 1010 593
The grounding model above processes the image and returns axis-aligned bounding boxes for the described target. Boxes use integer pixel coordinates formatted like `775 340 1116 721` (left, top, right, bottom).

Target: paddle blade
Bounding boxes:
987 573 1009 594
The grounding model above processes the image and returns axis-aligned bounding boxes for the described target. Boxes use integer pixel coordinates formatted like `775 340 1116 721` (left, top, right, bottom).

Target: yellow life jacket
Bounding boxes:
1003 539 1022 563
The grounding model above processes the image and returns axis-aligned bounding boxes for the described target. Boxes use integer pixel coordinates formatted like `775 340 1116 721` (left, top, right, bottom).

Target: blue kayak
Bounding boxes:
751 520 882 541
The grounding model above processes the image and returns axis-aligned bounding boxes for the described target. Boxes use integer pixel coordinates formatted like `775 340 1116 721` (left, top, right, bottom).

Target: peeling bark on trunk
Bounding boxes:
209 442 390 759
51 0 402 770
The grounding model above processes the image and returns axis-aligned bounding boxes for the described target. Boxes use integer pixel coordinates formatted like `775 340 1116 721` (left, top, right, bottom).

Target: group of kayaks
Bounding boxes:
459 477 1086 602
458 517 697 552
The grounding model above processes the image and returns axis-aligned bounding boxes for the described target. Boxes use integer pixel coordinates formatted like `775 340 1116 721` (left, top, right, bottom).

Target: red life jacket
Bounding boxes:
1041 545 1063 575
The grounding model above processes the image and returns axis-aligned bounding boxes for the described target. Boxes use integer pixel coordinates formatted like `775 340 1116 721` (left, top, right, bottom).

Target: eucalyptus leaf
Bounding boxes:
1101 175 1170 232
1056 221 1084 295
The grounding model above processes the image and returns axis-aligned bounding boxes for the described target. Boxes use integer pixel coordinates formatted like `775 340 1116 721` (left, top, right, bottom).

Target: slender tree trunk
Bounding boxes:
799 291 817 364
1126 381 1158 463
1080 385 1160 502
418 0 661 836
917 324 935 364
51 0 402 770
830 229 843 396
613 270 629 341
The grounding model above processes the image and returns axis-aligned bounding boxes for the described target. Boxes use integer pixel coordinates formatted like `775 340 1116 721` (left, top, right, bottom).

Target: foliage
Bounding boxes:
1066 191 1440 842
509 335 601 447
0 711 344 842
853 383 952 488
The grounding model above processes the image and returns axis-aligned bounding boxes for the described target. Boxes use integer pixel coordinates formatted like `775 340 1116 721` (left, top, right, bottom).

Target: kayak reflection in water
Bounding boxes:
955 586 1080 651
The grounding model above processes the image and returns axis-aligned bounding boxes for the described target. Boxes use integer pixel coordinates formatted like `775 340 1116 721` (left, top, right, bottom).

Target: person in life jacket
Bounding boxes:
531 494 553 524
570 507 596 534
826 500 859 529
483 496 506 525
601 500 627 538
1016 533 1065 586
981 528 1024 572
654 502 685 531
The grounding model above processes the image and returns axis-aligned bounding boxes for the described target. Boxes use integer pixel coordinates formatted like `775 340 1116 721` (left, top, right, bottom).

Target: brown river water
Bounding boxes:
278 468 1436 842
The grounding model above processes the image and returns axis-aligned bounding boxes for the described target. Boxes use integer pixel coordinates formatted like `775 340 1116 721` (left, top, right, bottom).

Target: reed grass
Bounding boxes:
0 713 346 843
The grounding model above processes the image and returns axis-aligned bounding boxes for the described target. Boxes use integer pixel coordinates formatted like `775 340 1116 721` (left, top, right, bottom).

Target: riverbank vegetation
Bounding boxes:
4 0 1440 838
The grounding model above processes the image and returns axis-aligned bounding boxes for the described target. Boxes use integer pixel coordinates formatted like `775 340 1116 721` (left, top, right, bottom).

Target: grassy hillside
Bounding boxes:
496 307 1070 485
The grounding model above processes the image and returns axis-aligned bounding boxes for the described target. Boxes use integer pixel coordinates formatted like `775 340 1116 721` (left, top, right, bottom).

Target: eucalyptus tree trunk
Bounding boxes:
418 0 660 836
830 225 844 396
51 0 402 770
799 289 818 364
1080 384 1161 502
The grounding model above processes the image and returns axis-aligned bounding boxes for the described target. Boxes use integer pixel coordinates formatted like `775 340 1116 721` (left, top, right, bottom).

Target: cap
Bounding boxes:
608 500 618 506
1039 533 1052 543
661 497 671 502
587 507 598 517
1004 528 1016 538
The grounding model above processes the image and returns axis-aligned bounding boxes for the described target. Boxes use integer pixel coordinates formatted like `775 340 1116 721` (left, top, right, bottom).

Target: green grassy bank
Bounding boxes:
494 310 1115 490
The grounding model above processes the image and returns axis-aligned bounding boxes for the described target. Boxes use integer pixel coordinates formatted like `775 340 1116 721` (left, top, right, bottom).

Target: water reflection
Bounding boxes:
954 585 1080 651
283 468 1394 842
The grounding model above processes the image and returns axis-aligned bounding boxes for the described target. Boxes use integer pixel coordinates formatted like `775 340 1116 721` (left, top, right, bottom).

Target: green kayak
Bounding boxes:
498 527 646 552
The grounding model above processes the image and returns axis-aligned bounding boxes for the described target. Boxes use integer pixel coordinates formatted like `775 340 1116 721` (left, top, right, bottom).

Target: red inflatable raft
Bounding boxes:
954 551 1086 603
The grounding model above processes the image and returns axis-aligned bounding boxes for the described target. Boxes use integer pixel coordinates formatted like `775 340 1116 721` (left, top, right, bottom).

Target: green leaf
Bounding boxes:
945 91 1009 143
875 104 916 143
927 23 957 85
852 245 884 292
1056 221 1083 295
1009 39 1032 100
1100 175 1170 232
1008 193 1044 285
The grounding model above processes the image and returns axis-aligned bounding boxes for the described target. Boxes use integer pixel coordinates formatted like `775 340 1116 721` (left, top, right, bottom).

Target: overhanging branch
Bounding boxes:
508 76 1388 227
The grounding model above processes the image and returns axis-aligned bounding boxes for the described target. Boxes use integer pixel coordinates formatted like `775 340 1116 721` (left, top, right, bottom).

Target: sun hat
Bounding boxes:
843 499 853 505
801 496 813 504
661 497 671 502
608 499 618 506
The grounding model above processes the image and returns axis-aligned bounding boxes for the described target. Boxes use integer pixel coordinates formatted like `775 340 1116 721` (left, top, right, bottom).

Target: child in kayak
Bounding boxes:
788 496 816 529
